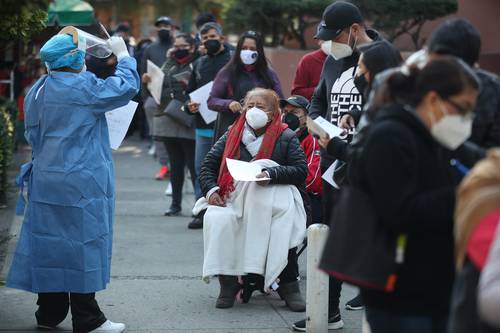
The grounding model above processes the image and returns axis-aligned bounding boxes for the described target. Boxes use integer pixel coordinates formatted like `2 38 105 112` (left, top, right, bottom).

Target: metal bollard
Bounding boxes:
306 223 330 333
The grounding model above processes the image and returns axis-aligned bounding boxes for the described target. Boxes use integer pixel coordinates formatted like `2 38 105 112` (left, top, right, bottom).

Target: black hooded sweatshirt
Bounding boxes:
309 29 380 168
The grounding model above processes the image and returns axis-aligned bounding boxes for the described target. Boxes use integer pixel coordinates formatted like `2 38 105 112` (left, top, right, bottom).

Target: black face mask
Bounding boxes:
283 112 301 131
158 29 172 44
353 74 369 97
173 49 190 59
204 39 221 55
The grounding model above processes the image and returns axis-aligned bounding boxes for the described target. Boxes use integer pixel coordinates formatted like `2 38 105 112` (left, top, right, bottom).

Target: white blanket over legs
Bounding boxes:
193 159 307 290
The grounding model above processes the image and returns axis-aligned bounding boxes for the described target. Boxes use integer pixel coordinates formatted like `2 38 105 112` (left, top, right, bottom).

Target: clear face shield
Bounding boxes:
58 26 112 58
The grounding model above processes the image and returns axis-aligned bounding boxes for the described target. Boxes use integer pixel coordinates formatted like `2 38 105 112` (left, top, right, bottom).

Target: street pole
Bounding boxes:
306 223 330 333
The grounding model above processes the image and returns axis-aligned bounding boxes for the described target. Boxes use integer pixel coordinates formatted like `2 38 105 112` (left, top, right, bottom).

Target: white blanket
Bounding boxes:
193 159 307 290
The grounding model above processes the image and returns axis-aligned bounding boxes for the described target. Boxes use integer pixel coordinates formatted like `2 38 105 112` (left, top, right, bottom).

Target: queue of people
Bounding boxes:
4 1 500 332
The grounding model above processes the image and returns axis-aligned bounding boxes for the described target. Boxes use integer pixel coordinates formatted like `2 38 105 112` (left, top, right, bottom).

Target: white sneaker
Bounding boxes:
37 324 56 330
165 182 173 196
90 320 126 333
148 145 156 156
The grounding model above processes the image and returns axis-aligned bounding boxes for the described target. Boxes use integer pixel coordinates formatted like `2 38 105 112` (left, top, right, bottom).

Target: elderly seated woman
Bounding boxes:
197 88 308 311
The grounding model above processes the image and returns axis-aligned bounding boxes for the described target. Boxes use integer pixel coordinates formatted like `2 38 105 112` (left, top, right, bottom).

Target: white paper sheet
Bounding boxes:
226 158 271 182
105 101 138 150
146 60 164 105
322 161 340 189
189 81 217 124
307 116 344 139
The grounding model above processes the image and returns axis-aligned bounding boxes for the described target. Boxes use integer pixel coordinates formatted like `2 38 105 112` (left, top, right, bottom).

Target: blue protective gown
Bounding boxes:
6 57 139 293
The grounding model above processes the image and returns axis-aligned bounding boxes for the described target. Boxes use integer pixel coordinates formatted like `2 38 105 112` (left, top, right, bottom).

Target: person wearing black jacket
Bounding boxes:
351 57 480 333
427 18 500 149
294 3 380 330
321 40 402 163
185 22 232 229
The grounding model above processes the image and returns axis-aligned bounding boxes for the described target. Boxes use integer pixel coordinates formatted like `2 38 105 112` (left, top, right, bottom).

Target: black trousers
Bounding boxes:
321 171 343 315
279 248 300 284
308 193 323 225
36 293 106 333
163 138 196 210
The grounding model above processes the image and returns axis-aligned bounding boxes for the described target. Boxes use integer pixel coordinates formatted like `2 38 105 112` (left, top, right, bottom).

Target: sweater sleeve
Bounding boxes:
268 68 284 98
291 57 315 100
207 68 233 113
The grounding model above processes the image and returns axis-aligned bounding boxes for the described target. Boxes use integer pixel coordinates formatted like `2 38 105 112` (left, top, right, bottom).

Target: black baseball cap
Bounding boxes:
155 16 176 27
280 95 310 112
315 1 363 41
313 21 324 40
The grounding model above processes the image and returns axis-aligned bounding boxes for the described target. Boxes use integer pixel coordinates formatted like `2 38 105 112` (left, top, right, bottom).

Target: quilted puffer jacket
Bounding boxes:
199 128 308 196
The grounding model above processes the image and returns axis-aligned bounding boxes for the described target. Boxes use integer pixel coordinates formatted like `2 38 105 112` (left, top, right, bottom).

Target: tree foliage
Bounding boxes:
223 0 331 49
223 0 458 49
0 0 50 42
0 98 17 206
353 0 458 49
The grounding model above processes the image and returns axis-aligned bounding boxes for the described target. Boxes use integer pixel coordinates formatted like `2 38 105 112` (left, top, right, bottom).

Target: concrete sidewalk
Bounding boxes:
0 137 363 332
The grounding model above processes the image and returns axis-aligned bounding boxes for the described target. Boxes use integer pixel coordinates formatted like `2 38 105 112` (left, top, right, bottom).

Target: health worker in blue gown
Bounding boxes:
6 30 139 333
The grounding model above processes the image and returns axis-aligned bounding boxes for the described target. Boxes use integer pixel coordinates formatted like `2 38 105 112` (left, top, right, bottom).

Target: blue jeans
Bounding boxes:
194 135 213 200
366 307 447 333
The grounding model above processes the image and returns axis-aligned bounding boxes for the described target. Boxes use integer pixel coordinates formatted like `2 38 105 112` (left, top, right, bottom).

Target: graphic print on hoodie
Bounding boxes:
329 65 362 135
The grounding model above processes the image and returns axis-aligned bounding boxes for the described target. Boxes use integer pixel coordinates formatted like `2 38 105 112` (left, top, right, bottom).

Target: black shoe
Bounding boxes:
164 207 181 216
37 324 57 331
240 273 265 303
345 293 364 310
188 217 203 229
292 311 344 331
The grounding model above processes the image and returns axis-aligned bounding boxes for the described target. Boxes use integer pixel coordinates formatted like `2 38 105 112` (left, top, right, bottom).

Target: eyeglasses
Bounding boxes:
446 99 474 120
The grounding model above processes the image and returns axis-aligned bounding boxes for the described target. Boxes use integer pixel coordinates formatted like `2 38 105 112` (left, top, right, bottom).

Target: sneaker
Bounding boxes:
345 293 364 311
148 145 156 156
155 166 169 180
37 324 57 331
188 217 203 229
90 320 126 333
292 312 344 331
164 182 173 196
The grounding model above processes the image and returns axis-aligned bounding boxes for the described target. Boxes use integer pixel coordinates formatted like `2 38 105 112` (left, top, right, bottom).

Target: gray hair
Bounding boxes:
199 22 223 36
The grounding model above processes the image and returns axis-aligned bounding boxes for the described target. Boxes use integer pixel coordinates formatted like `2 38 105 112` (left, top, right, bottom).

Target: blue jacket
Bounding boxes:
7 56 139 293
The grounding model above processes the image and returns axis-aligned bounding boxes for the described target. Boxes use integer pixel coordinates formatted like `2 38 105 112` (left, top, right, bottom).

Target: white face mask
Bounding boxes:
240 50 258 65
320 41 331 55
245 107 268 130
430 102 472 150
330 28 357 60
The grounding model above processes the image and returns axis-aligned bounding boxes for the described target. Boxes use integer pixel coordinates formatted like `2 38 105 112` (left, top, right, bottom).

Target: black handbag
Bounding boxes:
319 186 406 292
163 99 194 128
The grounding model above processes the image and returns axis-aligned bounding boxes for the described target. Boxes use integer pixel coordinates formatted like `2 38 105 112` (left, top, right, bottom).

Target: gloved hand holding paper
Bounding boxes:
307 116 345 139
226 158 271 181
